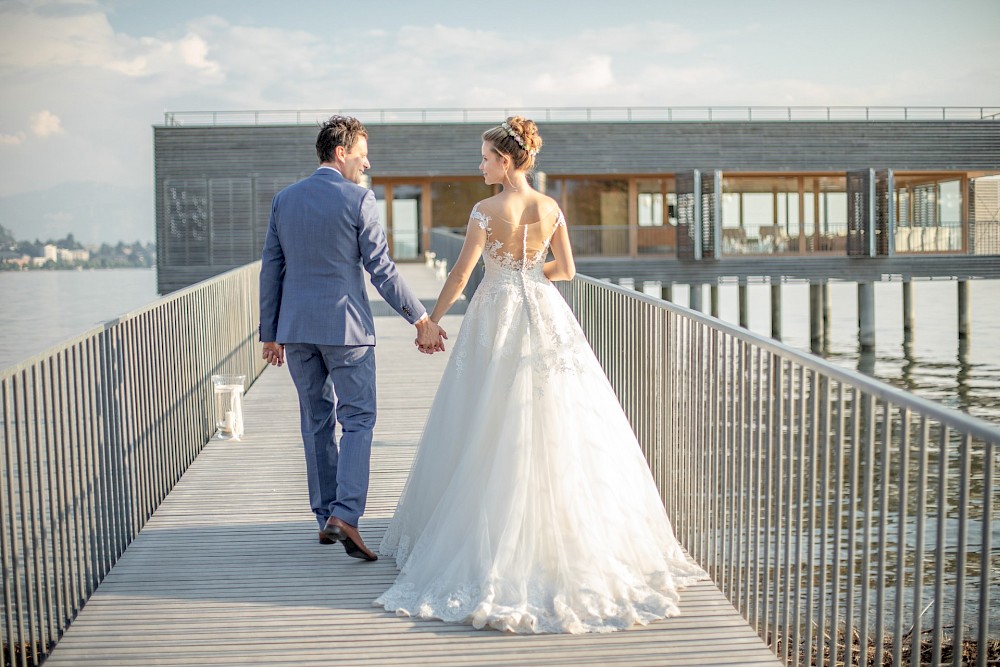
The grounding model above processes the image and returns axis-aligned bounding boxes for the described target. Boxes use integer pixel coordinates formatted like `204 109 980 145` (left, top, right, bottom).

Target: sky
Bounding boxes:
1 0 998 243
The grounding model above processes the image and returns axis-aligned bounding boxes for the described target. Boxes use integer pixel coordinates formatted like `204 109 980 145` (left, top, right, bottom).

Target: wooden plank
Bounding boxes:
45 264 781 666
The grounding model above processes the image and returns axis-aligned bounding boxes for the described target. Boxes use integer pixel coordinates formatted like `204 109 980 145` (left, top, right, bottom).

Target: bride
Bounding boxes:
375 116 706 634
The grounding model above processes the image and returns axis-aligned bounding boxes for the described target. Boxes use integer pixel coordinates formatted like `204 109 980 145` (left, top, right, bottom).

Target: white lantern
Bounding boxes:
211 374 246 440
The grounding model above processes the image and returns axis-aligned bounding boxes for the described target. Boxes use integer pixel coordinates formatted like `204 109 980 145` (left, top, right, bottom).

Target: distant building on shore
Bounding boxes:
41 244 90 264
152 106 1000 294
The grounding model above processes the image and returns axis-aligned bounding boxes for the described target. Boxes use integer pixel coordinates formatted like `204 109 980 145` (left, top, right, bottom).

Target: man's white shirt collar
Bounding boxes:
318 165 343 176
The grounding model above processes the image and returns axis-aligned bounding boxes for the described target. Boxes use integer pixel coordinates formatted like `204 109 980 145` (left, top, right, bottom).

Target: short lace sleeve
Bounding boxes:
554 209 566 228
470 203 490 231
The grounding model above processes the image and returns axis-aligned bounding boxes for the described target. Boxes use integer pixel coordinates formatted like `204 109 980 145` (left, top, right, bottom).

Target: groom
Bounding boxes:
259 115 446 561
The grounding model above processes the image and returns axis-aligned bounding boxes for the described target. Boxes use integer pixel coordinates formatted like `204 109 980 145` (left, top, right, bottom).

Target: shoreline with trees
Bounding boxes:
0 223 155 271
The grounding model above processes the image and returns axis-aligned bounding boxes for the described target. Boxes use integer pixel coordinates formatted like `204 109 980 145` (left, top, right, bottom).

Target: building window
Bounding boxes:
431 180 492 228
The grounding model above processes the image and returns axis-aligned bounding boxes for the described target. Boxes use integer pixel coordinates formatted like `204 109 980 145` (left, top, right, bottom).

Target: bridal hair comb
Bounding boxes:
501 121 539 156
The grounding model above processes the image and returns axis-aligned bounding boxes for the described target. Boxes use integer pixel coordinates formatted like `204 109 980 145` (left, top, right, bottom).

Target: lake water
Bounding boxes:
643 278 1000 426
1 270 998 426
0 268 159 371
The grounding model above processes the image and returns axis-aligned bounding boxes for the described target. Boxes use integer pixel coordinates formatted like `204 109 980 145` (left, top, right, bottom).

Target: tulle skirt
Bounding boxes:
375 270 706 633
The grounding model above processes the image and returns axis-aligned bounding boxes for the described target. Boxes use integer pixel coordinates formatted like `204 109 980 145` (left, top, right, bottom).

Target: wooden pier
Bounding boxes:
43 264 780 666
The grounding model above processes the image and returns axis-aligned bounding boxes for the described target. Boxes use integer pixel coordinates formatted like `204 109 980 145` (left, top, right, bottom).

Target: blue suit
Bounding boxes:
259 166 425 527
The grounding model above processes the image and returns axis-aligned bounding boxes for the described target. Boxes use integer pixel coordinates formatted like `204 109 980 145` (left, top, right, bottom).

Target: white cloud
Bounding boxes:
0 2 996 204
0 132 27 146
31 110 64 137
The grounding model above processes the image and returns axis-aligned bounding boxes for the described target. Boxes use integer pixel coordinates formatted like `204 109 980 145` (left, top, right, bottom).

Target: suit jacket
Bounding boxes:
259 167 426 346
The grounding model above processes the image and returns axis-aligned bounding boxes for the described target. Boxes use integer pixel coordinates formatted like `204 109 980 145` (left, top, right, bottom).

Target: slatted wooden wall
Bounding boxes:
154 120 1000 292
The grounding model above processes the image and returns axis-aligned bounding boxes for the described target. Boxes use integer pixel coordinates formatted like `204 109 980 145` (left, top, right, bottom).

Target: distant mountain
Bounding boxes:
0 182 153 245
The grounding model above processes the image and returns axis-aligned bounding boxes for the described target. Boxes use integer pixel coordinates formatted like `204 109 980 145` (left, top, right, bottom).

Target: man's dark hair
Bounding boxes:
316 115 368 163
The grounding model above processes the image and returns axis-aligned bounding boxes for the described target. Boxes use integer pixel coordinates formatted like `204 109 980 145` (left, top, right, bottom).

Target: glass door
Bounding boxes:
372 182 424 261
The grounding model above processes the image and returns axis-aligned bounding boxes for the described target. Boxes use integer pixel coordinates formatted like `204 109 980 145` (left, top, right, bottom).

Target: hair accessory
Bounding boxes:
501 121 539 156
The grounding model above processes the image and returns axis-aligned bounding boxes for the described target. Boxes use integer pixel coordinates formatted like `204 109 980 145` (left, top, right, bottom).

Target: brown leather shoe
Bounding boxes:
320 516 378 561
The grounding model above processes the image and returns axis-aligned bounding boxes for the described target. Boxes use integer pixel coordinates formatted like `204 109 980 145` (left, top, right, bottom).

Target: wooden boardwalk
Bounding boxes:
45 264 781 666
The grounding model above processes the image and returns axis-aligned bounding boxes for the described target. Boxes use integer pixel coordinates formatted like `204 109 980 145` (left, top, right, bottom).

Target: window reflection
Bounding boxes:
562 179 628 256
431 180 492 228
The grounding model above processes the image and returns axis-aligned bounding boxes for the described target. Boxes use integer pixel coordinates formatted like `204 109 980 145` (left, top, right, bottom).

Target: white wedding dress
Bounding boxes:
375 204 706 633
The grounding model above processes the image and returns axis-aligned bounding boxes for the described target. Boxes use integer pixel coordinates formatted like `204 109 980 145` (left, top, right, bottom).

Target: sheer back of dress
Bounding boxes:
470 203 565 274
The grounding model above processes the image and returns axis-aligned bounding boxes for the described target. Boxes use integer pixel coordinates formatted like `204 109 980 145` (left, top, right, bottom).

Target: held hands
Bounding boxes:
414 318 448 355
262 341 285 367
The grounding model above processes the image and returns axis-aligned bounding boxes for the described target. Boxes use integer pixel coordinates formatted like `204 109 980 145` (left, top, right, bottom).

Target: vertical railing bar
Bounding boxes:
13 371 40 666
130 317 150 530
93 333 113 583
27 367 52 661
804 369 819 666
690 318 699 557
111 327 129 560
157 306 176 498
64 344 83 614
771 357 786 655
829 382 846 667
709 327 719 579
911 416 930 667
815 375 831 667
680 314 690 549
136 314 153 526
87 336 110 597
687 315 696 550
679 316 689 544
44 354 63 637
80 337 100 589
892 407 910 667
844 387 861 667
873 399 892 667
931 425 949 665
792 364 807 666
85 335 105 591
763 353 775 648
718 330 726 591
753 346 764 636
703 323 711 569
726 335 738 606
40 358 64 645
29 362 54 653
780 361 797 664
858 392 876 664
949 433 970 667
976 441 993 667
736 338 749 619
116 320 137 539
53 350 75 630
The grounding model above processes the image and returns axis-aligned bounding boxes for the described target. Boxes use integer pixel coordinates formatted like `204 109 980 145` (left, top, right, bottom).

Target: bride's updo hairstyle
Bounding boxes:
483 115 542 171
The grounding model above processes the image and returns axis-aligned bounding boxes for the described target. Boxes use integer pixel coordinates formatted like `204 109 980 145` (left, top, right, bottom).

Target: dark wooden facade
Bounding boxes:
154 118 1000 293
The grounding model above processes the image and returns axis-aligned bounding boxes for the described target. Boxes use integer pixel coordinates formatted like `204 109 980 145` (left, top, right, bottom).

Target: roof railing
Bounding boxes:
162 106 1000 127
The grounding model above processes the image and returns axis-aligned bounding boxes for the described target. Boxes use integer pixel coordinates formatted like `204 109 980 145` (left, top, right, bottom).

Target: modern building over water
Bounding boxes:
153 106 1000 294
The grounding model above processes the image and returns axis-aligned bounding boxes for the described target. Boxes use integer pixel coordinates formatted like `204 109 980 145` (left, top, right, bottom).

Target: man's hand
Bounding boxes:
262 341 285 366
414 318 448 354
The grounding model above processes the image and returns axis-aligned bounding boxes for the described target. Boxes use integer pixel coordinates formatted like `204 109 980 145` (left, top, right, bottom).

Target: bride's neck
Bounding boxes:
503 171 531 192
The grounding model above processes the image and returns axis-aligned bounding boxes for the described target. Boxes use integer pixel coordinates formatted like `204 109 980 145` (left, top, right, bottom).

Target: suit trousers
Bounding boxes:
284 343 376 528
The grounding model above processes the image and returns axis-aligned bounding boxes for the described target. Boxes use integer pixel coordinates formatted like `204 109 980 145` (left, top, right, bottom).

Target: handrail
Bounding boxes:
161 106 1000 126
1 262 267 666
430 228 1000 666
559 276 998 665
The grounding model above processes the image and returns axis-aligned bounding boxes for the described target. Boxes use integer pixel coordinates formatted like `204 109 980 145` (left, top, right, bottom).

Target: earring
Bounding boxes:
503 168 519 191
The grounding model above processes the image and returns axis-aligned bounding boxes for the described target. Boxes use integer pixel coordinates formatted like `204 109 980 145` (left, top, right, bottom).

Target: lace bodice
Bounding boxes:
470 204 565 277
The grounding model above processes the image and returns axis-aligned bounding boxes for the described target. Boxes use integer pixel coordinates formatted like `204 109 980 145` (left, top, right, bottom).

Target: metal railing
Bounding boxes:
429 229 999 666
557 277 998 667
162 106 1000 127
1 263 267 667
